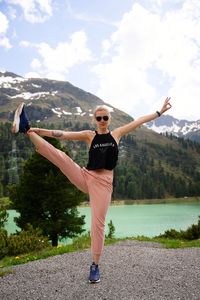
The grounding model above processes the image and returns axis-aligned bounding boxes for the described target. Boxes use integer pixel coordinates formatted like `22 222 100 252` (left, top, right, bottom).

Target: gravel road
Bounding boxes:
0 240 200 300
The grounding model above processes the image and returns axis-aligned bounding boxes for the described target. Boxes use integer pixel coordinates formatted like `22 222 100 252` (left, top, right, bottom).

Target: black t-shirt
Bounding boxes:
86 131 119 170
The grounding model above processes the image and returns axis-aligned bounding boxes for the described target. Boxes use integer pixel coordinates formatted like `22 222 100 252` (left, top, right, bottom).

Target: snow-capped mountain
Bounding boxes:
0 71 199 142
145 115 200 142
0 71 132 127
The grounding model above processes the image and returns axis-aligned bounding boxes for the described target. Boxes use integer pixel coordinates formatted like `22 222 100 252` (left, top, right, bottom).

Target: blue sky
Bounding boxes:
0 0 200 121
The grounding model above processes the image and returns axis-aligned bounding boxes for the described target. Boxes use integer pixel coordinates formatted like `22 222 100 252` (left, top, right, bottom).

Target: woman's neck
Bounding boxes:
97 128 109 134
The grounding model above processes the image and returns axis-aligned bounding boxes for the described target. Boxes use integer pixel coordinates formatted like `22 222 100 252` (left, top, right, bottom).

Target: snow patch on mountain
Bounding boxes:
0 75 27 86
51 107 94 118
76 107 82 113
10 91 51 100
145 115 200 139
31 83 41 88
10 91 58 100
63 110 72 115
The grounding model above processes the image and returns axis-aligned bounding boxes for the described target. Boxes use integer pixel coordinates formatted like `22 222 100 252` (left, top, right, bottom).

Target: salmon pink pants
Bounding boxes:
36 140 113 255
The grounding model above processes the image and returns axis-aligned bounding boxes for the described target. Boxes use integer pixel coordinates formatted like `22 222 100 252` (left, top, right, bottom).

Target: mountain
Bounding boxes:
0 71 200 200
0 71 132 127
1 71 199 142
1 71 199 141
145 115 200 142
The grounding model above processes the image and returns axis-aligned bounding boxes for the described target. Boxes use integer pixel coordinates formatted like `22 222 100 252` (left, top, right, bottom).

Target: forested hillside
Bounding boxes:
0 72 199 200
1 121 200 200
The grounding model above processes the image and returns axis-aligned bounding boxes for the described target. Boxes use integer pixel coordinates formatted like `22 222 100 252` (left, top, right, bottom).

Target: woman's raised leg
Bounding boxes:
27 131 88 193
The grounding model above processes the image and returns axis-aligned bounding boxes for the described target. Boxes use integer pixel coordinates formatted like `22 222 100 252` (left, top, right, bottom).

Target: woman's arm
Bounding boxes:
28 128 93 143
112 97 172 142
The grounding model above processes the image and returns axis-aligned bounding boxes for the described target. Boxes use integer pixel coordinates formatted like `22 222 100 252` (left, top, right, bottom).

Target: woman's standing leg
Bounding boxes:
86 171 113 283
86 171 113 265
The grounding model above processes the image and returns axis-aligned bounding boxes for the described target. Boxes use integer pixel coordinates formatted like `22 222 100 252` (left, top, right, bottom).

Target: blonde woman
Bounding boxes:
12 97 172 283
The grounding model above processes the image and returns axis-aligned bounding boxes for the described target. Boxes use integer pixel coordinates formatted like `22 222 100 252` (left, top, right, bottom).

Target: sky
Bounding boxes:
0 0 200 121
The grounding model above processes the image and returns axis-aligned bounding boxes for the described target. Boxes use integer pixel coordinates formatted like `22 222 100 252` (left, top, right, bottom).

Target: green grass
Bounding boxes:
0 234 199 276
128 236 200 248
0 233 118 272
0 269 14 277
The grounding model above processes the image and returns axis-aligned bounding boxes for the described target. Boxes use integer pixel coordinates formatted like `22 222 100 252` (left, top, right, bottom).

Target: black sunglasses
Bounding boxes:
96 116 109 122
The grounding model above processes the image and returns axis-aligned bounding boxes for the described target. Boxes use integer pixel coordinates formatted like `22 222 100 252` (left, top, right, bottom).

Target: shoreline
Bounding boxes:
79 196 200 206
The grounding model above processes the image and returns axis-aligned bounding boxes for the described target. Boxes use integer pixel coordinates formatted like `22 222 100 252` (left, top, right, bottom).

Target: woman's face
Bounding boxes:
94 109 110 130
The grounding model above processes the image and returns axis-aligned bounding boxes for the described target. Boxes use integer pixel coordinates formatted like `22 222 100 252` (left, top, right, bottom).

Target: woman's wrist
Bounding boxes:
156 111 161 117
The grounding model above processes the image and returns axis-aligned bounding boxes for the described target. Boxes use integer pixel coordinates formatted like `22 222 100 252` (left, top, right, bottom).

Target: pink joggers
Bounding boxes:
36 139 113 255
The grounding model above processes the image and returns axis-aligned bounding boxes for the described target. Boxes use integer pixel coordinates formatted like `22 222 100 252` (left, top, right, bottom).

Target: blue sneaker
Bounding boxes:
89 263 100 283
12 103 30 133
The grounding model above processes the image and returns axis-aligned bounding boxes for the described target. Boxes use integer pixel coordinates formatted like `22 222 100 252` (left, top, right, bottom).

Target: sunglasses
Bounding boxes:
95 115 109 122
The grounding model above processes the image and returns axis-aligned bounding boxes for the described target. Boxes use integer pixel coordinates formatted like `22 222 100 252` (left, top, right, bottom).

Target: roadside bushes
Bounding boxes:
0 203 49 259
0 228 8 259
158 216 200 240
106 220 116 239
0 225 49 259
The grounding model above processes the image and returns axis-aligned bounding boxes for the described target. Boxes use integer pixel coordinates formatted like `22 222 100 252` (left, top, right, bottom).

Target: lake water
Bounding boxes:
6 202 200 239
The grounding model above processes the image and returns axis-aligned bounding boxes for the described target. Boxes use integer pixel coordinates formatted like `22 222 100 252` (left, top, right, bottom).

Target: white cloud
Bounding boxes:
7 5 17 19
20 40 31 47
92 3 161 116
30 58 41 69
0 11 12 49
66 0 117 27
101 39 112 57
25 72 42 79
25 30 94 80
92 1 200 120
0 36 12 49
0 11 9 34
5 0 53 23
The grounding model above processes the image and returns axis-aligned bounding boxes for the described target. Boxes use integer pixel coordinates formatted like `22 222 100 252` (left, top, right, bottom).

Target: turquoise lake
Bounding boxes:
6 202 200 239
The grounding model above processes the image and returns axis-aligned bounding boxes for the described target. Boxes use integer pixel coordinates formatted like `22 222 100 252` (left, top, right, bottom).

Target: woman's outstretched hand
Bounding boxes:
160 97 172 115
28 128 41 134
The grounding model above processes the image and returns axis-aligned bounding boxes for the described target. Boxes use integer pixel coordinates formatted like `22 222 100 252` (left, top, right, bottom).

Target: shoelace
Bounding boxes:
91 265 96 272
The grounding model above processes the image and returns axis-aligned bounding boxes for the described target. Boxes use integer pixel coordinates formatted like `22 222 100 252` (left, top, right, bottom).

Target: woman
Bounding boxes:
12 97 172 283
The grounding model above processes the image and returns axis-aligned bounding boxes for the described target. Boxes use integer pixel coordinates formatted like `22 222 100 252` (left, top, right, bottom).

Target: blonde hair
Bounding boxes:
93 105 111 117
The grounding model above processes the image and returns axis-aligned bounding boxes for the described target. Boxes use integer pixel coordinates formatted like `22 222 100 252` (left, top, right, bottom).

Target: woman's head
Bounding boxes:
93 105 111 118
93 105 111 129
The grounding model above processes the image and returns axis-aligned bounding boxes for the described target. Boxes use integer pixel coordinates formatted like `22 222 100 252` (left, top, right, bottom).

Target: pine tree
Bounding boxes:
10 138 85 246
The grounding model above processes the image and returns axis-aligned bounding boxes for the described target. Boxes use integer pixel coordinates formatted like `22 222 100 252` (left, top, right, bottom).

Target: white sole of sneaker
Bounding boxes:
12 102 25 133
89 279 100 284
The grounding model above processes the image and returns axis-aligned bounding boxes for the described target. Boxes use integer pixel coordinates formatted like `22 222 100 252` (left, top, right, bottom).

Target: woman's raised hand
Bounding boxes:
160 97 172 115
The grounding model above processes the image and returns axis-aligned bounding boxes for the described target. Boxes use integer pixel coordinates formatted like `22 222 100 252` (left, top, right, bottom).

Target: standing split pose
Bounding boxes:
12 97 172 283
